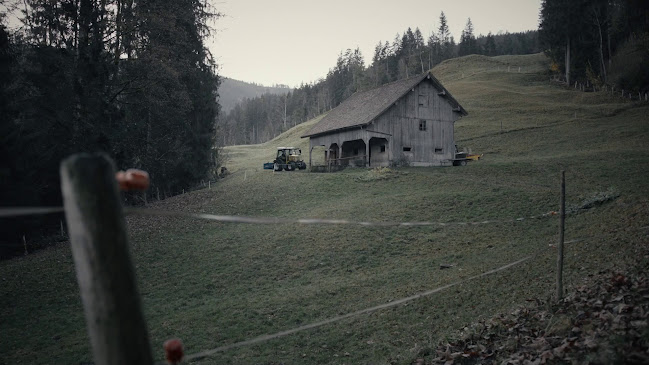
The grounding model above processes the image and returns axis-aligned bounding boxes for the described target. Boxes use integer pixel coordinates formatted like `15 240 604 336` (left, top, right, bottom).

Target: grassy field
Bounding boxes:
2 53 649 364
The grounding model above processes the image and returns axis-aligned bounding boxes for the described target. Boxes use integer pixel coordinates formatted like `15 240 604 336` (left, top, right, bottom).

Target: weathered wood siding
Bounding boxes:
309 78 462 167
369 79 459 166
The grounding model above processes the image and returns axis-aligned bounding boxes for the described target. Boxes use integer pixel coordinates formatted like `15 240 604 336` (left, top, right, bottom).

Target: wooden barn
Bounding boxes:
302 71 468 168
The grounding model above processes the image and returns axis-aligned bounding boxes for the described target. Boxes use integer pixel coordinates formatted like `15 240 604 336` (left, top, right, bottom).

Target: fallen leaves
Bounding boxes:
421 259 649 365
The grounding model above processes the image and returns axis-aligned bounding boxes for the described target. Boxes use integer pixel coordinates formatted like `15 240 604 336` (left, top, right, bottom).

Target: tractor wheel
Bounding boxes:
286 162 295 171
460 160 467 166
274 163 282 171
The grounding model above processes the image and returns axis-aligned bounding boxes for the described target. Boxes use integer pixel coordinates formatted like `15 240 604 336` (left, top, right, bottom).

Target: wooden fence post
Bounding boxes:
60 153 153 365
556 170 566 301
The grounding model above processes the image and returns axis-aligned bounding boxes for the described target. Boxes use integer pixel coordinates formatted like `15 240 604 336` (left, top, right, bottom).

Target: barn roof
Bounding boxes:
301 71 467 138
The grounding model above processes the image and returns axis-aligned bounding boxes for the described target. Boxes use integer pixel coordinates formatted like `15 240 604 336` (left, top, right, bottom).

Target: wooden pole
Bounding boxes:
556 170 566 301
60 153 153 365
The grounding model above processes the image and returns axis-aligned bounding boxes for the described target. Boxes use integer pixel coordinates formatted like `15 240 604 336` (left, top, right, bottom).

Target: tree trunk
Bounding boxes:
283 96 287 129
597 21 607 83
565 36 571 85
607 23 612 68
115 0 122 65
594 9 607 83
419 51 424 73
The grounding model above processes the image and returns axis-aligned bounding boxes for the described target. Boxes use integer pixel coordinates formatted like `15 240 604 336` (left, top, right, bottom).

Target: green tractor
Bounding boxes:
272 147 307 171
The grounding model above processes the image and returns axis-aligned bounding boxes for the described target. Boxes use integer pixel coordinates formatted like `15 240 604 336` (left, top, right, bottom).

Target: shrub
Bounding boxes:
609 33 649 92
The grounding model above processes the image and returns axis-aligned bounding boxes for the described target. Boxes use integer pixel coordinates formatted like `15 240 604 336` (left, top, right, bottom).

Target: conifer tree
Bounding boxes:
459 18 477 56
484 32 497 56
437 11 452 60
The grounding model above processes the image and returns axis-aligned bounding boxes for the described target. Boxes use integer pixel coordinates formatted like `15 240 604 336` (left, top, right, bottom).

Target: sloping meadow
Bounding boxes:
1 54 648 364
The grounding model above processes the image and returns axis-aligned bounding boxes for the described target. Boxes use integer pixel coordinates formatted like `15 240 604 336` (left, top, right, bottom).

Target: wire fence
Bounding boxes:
0 205 561 228
178 255 534 364
1 156 610 364
1 199 560 356
1 202 546 363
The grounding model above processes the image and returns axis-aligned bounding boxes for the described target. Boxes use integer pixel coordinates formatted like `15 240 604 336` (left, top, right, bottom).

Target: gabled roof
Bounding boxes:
302 71 467 138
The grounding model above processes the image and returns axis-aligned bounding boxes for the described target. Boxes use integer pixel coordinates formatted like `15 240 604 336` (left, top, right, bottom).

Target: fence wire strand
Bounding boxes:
0 207 64 218
176 255 533 363
125 207 558 228
0 205 560 227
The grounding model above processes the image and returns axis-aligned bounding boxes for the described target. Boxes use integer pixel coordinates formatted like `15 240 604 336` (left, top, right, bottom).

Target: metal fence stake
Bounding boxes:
556 170 566 301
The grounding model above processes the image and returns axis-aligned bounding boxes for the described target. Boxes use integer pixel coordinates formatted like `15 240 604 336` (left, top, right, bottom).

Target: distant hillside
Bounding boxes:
219 78 291 113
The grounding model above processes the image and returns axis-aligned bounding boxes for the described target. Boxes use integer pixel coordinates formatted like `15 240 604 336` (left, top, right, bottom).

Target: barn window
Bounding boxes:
418 94 428 107
419 120 427 131
380 145 386 153
435 148 443 153
403 147 412 152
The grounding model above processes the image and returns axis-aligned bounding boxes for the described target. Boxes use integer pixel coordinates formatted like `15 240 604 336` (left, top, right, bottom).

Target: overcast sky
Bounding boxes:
208 0 543 87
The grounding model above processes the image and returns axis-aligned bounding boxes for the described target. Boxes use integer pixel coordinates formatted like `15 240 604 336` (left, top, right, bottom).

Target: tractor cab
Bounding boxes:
271 147 307 171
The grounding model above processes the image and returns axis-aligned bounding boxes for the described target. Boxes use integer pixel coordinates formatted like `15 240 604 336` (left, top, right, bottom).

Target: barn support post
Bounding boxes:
309 145 314 171
365 138 370 167
60 153 153 365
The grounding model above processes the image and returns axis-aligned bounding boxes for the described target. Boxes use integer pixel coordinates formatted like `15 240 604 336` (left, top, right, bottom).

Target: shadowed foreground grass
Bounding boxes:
1 53 648 364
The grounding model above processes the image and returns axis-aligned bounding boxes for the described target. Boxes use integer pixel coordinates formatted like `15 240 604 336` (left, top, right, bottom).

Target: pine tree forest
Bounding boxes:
0 0 221 257
539 0 649 89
